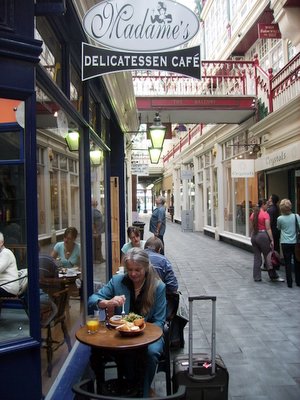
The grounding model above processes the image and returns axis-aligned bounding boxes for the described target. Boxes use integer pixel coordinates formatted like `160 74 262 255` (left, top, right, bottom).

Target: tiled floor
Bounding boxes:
137 213 300 400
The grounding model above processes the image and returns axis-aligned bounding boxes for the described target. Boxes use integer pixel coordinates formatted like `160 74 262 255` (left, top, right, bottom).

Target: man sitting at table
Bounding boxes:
144 236 178 294
88 247 166 397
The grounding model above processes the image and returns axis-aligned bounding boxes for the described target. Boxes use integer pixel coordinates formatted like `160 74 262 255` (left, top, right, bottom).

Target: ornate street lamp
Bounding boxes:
148 148 162 164
90 147 103 166
148 112 166 163
65 131 79 151
149 112 166 148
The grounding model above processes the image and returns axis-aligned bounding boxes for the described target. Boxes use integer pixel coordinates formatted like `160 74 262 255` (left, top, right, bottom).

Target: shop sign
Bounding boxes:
83 0 199 52
82 43 200 80
131 163 149 175
258 23 281 39
82 0 200 80
231 159 254 178
181 170 193 180
255 142 300 172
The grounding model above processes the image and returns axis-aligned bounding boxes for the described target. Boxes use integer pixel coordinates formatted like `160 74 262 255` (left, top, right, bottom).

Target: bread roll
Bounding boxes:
134 318 144 327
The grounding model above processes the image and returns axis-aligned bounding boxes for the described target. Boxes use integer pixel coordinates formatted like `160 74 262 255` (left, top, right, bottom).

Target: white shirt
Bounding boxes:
0 247 19 295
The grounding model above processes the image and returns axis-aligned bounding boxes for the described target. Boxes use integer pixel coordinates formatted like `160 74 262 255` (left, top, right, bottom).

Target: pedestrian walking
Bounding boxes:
149 195 166 255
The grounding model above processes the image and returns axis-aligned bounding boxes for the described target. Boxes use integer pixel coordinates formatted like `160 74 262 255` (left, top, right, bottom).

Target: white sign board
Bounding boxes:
181 170 194 180
83 0 199 52
131 164 149 175
231 159 255 178
255 141 300 172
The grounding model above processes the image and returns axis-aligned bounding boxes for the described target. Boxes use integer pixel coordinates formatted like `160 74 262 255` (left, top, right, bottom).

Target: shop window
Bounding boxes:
0 99 29 343
70 64 83 113
90 136 107 285
223 160 257 236
89 96 97 131
35 18 62 87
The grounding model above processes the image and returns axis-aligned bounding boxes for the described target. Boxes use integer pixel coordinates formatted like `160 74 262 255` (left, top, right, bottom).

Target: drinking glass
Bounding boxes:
86 316 100 334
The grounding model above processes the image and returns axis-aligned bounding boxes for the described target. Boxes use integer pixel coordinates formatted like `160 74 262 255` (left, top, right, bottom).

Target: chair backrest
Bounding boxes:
18 268 28 296
51 288 69 324
72 379 186 400
166 292 180 321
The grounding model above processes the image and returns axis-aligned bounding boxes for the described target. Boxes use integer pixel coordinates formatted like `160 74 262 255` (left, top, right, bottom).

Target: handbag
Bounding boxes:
295 214 300 262
271 250 281 268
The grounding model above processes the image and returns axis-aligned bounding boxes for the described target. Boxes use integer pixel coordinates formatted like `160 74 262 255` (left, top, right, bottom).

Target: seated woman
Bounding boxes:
0 232 19 297
51 227 80 268
120 226 146 265
88 247 166 397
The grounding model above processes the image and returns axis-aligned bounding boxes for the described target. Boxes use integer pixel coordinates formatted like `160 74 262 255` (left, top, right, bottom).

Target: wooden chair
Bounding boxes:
41 288 72 377
72 379 186 400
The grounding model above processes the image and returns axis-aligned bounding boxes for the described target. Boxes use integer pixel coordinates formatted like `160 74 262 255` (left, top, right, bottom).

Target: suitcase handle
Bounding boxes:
188 295 216 302
188 296 217 376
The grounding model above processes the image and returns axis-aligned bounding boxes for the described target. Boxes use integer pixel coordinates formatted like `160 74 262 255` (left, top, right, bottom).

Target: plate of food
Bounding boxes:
116 318 146 336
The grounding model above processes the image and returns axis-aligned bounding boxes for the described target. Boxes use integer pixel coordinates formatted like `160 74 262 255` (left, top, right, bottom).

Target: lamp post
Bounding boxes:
143 188 148 213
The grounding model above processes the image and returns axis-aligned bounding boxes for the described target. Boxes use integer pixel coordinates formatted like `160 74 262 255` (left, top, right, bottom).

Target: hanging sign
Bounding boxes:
231 159 255 178
82 43 200 80
82 0 201 80
258 24 281 39
83 0 199 52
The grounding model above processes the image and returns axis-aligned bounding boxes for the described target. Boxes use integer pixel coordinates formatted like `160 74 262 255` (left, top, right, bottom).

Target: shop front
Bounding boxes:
0 2 136 399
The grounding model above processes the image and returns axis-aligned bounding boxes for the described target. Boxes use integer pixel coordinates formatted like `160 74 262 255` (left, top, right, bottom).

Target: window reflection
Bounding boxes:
36 18 62 87
0 98 29 343
35 88 82 386
90 138 106 288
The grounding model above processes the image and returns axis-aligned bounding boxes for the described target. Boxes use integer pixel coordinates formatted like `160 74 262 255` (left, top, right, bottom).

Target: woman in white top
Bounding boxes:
120 226 146 266
0 231 19 297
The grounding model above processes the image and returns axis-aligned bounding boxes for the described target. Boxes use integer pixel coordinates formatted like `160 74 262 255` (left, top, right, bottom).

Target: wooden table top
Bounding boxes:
75 322 162 351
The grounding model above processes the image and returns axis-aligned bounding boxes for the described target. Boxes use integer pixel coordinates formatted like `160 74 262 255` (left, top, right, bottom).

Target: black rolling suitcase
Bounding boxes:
172 296 229 400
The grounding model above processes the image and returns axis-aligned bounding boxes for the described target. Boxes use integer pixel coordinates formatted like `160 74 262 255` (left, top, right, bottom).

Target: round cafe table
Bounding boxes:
75 322 163 396
75 321 162 349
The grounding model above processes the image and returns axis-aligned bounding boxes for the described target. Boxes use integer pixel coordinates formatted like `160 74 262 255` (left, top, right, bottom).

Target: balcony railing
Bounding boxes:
132 53 300 164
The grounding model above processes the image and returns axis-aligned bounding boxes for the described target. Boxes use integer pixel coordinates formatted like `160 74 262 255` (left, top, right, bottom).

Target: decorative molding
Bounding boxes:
0 0 14 33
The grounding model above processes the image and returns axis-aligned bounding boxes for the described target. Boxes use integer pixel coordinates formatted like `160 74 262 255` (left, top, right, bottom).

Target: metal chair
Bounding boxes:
41 288 71 376
0 268 28 314
72 379 186 400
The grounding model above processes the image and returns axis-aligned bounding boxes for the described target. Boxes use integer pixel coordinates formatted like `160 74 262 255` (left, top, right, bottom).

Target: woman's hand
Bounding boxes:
98 295 126 310
110 295 125 307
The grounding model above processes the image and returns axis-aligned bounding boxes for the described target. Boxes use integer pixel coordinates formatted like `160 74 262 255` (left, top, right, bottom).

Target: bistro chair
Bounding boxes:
0 268 28 314
41 288 71 376
157 292 180 395
72 378 186 400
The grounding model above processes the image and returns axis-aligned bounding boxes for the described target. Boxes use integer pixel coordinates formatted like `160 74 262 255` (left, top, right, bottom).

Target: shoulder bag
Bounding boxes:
295 214 300 262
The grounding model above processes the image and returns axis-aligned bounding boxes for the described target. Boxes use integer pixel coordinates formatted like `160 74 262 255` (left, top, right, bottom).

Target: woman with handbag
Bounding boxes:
277 199 300 288
250 199 284 283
